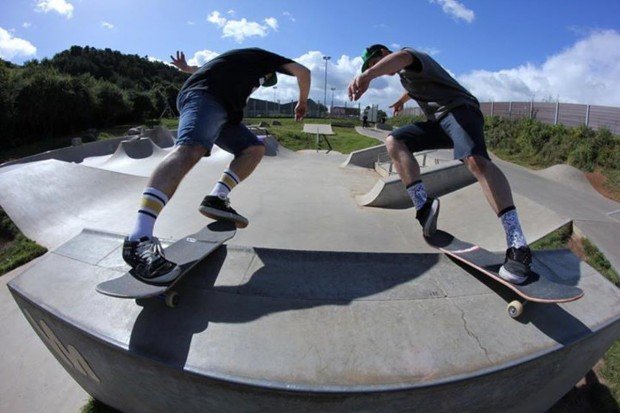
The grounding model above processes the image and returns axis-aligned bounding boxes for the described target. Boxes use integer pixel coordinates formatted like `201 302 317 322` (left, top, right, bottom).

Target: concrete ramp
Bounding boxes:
357 161 476 208
110 137 166 160
7 228 620 412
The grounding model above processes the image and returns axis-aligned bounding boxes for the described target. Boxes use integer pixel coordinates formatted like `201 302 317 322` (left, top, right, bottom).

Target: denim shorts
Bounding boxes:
176 89 263 155
391 104 490 160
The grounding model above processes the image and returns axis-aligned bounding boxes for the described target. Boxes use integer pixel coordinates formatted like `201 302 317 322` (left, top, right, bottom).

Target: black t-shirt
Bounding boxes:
180 48 293 123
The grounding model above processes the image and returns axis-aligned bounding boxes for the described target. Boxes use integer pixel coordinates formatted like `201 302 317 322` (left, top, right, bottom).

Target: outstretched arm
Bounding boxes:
348 51 414 101
281 62 311 121
389 92 412 116
170 51 199 74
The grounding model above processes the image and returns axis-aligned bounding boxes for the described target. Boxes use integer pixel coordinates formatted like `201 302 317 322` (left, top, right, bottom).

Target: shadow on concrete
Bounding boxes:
128 246 440 368
447 257 592 345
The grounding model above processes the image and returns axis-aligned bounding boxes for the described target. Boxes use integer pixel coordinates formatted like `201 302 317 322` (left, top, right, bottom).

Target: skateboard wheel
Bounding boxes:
165 291 180 308
507 300 523 318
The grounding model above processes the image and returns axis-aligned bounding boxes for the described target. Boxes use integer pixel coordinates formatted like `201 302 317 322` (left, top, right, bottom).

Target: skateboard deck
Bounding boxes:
425 230 584 317
96 221 236 307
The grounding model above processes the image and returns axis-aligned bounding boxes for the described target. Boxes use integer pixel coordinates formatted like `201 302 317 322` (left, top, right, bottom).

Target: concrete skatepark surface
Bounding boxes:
1 131 619 412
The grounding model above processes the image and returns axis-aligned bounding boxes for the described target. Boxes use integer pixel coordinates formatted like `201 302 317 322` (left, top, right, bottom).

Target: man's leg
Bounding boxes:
386 122 451 236
200 124 266 228
442 105 531 283
128 145 206 241
123 89 226 283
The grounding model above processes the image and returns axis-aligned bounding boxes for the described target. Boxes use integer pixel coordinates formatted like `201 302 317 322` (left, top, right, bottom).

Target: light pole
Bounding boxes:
330 87 335 111
322 55 331 116
273 86 277 115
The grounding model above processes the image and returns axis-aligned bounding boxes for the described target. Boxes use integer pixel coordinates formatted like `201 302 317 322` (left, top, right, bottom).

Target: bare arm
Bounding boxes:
281 62 311 121
170 51 199 74
364 51 413 81
348 51 415 101
389 92 412 116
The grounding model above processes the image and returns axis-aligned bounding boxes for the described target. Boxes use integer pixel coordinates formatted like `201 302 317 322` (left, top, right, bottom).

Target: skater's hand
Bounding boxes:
348 72 371 101
170 51 197 73
389 100 404 117
295 100 307 121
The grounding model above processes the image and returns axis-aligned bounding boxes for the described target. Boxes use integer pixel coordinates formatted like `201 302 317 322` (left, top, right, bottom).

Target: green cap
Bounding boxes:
361 44 389 73
262 72 278 87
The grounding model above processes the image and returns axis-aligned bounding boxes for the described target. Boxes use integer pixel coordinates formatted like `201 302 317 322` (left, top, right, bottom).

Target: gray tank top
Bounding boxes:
399 48 479 121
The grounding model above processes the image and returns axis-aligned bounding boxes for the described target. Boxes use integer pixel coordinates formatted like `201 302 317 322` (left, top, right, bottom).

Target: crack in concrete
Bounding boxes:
451 298 492 362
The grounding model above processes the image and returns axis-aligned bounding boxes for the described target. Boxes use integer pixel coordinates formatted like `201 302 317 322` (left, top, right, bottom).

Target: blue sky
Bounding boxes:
1 0 619 111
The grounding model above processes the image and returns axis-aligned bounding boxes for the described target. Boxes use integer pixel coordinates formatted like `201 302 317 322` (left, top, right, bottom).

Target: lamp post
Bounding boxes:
273 86 278 115
322 55 331 116
330 87 335 111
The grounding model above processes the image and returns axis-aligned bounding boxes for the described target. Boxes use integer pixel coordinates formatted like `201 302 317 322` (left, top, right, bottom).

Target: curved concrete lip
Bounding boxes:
9 227 620 393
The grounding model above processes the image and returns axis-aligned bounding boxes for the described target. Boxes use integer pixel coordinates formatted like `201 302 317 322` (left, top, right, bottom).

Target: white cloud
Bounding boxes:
458 30 620 106
148 56 174 67
430 0 474 23
101 21 114 30
390 43 401 49
0 27 37 61
207 11 227 28
207 11 279 42
264 17 278 31
227 9 236 15
187 49 220 67
222 19 269 42
22 22 32 29
35 0 74 19
187 21 196 26
283 11 296 22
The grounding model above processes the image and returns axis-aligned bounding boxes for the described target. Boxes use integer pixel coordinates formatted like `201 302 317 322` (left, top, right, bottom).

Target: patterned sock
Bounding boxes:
406 180 428 210
128 187 169 241
499 206 528 249
209 169 240 198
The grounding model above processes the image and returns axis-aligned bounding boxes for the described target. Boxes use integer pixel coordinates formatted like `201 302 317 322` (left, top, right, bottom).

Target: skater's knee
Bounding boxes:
386 135 407 156
240 144 265 160
463 155 489 176
171 144 207 166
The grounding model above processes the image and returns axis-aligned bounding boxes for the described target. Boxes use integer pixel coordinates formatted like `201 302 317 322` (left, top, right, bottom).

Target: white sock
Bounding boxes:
129 187 169 241
209 169 240 198
406 180 428 210
499 207 528 249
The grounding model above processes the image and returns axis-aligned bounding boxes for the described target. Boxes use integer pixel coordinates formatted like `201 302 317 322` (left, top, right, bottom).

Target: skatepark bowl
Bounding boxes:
1 128 619 412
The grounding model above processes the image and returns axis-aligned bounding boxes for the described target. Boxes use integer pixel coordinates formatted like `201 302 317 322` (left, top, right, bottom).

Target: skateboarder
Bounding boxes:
348 44 531 284
122 48 311 283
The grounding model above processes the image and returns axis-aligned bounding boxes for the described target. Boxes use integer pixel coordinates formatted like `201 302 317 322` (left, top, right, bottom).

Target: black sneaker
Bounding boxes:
416 197 440 237
499 246 532 284
122 236 181 284
199 195 249 228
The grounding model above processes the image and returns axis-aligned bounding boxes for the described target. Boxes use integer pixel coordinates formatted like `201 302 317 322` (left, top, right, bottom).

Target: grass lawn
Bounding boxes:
161 117 380 154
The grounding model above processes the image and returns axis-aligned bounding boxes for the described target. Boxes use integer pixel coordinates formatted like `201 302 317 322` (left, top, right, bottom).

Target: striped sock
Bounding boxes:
209 169 240 198
406 180 428 210
128 187 169 241
499 206 528 249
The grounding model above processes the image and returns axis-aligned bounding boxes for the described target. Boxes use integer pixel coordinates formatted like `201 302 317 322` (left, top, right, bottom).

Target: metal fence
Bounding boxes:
402 102 620 135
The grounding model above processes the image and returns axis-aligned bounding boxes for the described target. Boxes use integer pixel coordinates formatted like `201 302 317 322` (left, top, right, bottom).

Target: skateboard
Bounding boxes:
96 221 236 307
425 230 584 318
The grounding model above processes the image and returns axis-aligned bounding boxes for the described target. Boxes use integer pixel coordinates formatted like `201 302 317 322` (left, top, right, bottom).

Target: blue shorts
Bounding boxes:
391 104 490 160
175 89 263 155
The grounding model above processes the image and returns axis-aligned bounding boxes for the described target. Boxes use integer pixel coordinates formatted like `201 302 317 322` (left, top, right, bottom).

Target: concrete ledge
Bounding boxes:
7 229 620 412
357 161 476 208
341 144 387 169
